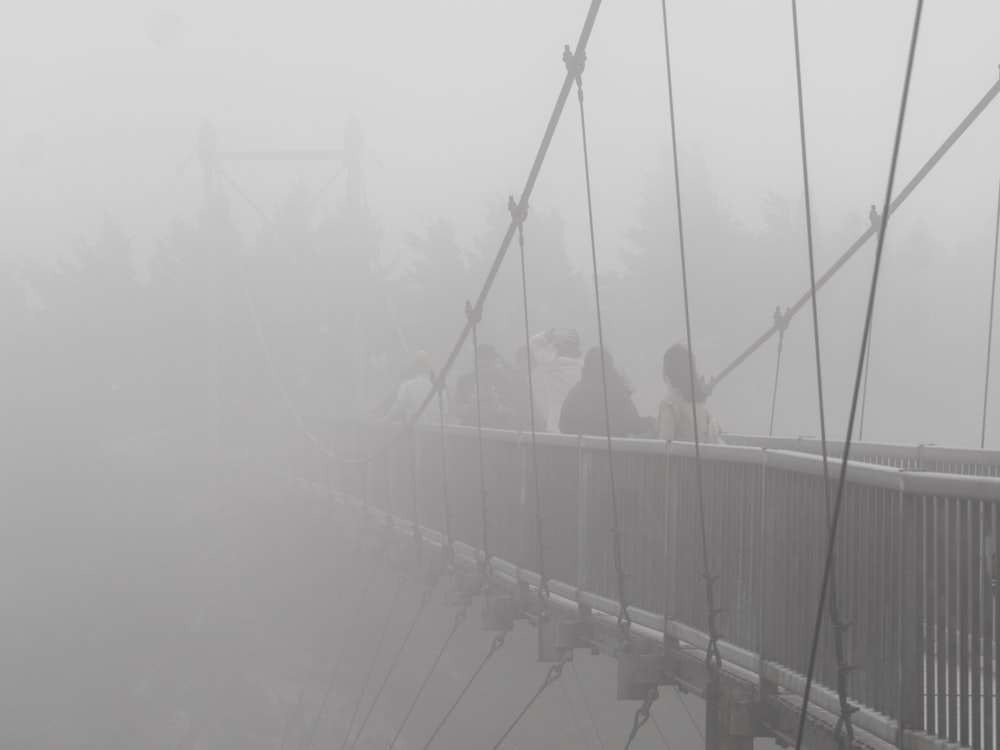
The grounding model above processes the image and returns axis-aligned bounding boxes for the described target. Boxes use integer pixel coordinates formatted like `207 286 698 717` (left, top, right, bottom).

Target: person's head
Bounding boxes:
582 347 632 392
410 350 432 377
553 328 581 358
662 344 704 403
582 346 612 382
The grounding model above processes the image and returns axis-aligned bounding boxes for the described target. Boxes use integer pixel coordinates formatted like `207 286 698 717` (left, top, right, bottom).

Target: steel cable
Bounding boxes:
387 604 469 750
466 302 494 583
788 0 856 742
570 661 607 750
276 537 363 750
982 175 1000 448
793 3 925 748
488 650 572 750
622 688 659 750
510 198 549 603
301 562 381 750
658 0 722 679
335 573 408 750
345 586 434 750
419 631 507 750
564 45 631 639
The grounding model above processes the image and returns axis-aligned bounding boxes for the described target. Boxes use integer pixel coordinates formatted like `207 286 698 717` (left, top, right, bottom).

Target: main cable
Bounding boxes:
419 632 507 750
564 44 631 640
982 175 1000 448
659 0 722 684
788 0 856 743
793 3 925 748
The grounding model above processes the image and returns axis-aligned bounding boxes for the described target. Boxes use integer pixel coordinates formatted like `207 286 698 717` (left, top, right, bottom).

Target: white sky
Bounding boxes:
3 0 1000 444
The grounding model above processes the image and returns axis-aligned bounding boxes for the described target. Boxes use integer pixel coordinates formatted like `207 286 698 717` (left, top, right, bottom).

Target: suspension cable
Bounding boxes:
564 44 631 640
659 0 722 679
435 374 455 563
301 562 380 750
212 0 607 471
768 308 789 437
857 319 876 440
387 603 469 750
336 572 408 750
794 3 924 749
622 687 659 750
406 430 424 567
982 175 1000 448
650 713 674 750
558 673 596 750
510 196 550 604
277 537 363 750
488 650 573 750
466 302 494 584
788 1 856 742
570 661 608 750
709 75 1000 392
345 586 434 750
419 632 507 750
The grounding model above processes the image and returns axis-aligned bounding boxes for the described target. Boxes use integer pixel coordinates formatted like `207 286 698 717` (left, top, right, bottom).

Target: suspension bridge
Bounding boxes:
91 1 1000 749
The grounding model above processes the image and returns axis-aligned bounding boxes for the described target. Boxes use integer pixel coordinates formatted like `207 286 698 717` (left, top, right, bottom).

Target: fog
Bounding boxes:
1 2 999 746
5 1 1000 447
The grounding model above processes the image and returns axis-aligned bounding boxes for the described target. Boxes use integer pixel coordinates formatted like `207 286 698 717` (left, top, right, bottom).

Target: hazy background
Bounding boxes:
3 0 1000 446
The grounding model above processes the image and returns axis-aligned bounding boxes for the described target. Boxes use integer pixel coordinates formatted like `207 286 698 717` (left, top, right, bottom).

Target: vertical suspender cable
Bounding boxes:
982 176 1000 448
788 0 856 743
858 324 875 441
466 302 495 584
768 312 787 437
793 3 924 749
510 196 550 603
563 45 632 639
435 377 455 562
658 0 723 686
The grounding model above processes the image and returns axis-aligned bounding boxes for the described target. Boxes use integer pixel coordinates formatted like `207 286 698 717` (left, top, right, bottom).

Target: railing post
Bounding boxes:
663 441 677 617
897 488 924 745
577 437 589 592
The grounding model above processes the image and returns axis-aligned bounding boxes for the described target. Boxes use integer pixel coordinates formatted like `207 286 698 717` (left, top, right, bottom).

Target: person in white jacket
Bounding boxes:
528 329 584 433
657 343 722 443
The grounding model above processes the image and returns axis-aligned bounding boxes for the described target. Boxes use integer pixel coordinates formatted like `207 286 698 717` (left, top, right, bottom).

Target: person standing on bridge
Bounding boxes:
559 347 643 437
529 328 584 432
385 350 447 425
657 344 722 443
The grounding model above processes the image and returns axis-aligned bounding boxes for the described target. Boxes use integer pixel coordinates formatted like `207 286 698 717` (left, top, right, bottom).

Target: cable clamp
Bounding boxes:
464 300 482 327
507 195 528 225
562 44 586 84
773 305 791 333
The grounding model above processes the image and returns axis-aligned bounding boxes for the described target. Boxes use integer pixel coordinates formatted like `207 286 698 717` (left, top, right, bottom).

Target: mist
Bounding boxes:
2 1 999 747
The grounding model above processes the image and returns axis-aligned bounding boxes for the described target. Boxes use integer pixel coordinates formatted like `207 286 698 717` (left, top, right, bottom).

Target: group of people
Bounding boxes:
385 328 722 444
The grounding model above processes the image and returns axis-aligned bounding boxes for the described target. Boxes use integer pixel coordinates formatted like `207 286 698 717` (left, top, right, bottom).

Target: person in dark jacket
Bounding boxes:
559 347 642 437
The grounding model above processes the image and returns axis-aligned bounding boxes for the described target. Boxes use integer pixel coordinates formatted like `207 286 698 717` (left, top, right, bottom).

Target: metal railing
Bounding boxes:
291 420 999 750
724 433 1000 478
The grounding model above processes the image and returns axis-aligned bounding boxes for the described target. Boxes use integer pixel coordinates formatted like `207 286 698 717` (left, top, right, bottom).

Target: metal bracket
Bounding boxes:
617 641 673 700
481 589 514 632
